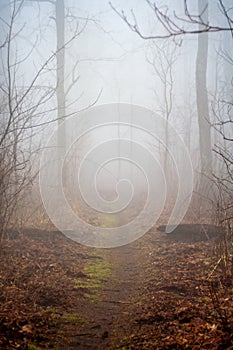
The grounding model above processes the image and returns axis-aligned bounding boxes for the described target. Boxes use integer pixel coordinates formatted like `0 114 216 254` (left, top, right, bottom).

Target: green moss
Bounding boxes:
62 313 86 324
84 258 112 279
74 256 113 301
85 292 101 303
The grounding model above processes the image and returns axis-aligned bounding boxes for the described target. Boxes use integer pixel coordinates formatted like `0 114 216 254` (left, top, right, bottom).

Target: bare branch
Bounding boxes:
109 0 233 40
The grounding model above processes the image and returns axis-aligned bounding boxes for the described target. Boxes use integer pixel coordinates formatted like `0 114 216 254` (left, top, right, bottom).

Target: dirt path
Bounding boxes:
56 243 146 349
1 225 233 349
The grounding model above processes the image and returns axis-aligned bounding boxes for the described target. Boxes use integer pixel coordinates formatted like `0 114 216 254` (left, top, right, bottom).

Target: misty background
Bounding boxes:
0 0 232 238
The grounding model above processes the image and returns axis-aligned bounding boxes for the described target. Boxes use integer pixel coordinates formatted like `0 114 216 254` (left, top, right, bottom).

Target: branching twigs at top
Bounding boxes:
212 119 233 143
213 147 233 181
0 17 88 147
219 0 233 38
109 0 233 40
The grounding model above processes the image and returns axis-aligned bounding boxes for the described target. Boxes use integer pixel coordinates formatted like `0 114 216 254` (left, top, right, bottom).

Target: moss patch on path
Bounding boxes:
74 255 113 301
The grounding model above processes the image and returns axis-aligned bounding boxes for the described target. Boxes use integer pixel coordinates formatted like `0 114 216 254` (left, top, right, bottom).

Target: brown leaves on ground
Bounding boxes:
0 229 94 349
0 225 233 349
118 228 233 350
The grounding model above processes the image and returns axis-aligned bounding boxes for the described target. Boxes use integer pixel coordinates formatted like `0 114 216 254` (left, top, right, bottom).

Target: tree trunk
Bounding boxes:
55 0 67 184
0 0 11 90
195 0 212 193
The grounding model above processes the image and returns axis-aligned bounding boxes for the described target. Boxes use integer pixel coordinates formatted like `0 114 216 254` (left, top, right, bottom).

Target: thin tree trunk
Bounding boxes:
56 0 67 184
195 0 212 192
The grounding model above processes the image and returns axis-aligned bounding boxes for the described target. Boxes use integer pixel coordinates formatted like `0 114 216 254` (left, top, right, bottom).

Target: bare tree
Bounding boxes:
110 0 233 193
146 40 177 177
0 0 103 236
195 0 212 193
55 0 66 178
20 0 80 185
0 0 56 237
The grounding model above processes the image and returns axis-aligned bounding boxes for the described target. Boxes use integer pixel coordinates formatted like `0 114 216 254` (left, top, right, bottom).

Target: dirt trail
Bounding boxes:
57 243 146 350
54 224 227 350
1 224 232 350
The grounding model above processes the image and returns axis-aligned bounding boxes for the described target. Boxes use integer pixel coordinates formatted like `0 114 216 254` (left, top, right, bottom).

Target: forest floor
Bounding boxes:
0 223 233 349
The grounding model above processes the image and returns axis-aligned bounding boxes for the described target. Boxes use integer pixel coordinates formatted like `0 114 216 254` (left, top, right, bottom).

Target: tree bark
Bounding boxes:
55 0 67 184
195 0 212 190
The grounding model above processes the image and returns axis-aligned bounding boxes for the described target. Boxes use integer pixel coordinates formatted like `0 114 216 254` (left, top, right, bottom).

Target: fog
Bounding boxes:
2 3 233 348
0 0 233 248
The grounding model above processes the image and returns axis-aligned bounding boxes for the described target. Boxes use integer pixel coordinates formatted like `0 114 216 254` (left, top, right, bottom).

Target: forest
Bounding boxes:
0 0 233 349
